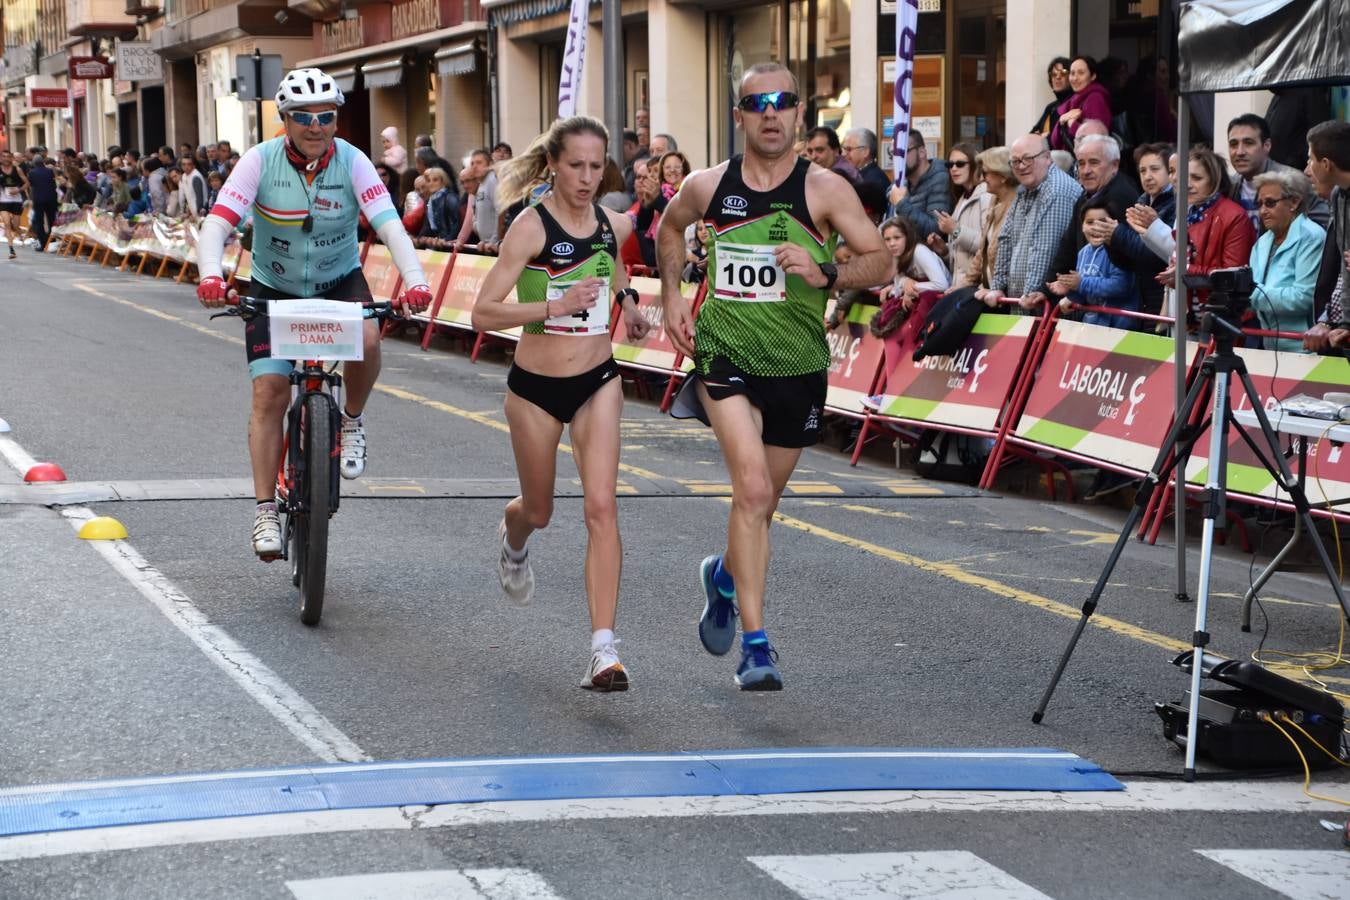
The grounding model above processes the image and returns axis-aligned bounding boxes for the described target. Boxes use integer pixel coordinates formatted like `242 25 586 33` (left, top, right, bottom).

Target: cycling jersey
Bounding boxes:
208 137 409 296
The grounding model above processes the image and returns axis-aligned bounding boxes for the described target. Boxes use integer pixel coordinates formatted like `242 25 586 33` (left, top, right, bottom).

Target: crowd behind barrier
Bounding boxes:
21 205 1350 536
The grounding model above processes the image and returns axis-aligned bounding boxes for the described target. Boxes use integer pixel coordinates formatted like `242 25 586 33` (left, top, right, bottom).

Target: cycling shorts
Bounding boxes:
244 267 373 380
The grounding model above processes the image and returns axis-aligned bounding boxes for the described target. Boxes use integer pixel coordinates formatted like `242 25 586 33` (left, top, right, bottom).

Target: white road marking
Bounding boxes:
286 868 565 899
57 506 369 765
750 851 1053 900
0 434 38 475
1195 849 1350 900
0 429 367 766
0 782 1343 862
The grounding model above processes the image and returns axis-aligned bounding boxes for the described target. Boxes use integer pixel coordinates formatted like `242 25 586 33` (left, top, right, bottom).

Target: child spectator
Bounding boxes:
205 171 224 211
682 220 707 283
1051 199 1137 328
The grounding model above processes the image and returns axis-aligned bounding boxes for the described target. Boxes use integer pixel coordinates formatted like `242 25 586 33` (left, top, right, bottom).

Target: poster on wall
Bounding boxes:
879 55 944 172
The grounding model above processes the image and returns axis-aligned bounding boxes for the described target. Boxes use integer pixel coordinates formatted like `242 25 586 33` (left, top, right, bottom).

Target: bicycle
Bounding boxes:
214 296 400 625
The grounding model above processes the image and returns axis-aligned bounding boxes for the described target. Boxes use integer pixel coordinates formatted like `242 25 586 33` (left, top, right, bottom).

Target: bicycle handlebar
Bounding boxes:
210 297 403 322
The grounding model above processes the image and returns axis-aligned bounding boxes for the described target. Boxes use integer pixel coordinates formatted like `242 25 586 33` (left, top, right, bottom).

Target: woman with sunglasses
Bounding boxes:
927 142 989 281
656 63 890 691
194 67 434 560
472 116 651 691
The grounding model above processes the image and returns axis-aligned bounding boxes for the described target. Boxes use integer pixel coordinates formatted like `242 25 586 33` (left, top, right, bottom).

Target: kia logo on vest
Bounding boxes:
721 195 749 217
552 242 575 256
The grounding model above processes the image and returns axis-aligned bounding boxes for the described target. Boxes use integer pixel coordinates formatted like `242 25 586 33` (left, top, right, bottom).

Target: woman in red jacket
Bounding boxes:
1051 56 1114 151
1158 147 1256 324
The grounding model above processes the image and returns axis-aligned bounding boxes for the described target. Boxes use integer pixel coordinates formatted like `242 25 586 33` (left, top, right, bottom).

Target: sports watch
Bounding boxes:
818 262 839 291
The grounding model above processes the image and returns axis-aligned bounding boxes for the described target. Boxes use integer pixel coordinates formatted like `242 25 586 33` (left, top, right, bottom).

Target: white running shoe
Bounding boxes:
581 641 629 691
339 415 366 480
252 506 282 560
497 518 535 606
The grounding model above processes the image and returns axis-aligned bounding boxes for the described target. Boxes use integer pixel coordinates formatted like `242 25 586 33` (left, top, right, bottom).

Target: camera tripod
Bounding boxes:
1032 309 1350 780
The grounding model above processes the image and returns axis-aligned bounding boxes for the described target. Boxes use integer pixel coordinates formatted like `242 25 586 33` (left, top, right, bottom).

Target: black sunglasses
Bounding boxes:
737 91 800 113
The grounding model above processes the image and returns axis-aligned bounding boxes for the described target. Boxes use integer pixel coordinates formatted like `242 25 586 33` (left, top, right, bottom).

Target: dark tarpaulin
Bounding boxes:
1178 0 1350 93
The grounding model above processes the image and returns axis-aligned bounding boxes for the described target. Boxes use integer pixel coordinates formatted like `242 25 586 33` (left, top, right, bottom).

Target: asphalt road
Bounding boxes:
2 246 1349 899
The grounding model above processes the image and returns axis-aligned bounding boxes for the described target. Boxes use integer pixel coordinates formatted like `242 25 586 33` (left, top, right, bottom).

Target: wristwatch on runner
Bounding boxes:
818 262 838 292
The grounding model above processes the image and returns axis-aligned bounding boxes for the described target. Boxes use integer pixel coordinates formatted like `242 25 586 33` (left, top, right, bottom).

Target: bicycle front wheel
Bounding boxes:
297 393 332 626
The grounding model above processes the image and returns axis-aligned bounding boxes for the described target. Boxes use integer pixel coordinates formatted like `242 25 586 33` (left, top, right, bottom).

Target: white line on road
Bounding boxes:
0 435 38 475
57 507 369 765
1195 849 1350 900
286 868 565 900
749 851 1054 899
0 428 367 766
0 781 1343 862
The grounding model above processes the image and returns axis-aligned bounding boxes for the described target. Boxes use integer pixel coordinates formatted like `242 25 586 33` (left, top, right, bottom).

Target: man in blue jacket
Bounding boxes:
25 156 58 252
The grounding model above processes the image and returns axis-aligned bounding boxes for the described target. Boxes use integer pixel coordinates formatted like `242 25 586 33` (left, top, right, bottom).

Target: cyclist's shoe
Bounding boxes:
339 415 366 480
252 506 283 561
698 555 738 656
7 246 15 260
735 639 782 691
497 518 535 606
581 641 629 691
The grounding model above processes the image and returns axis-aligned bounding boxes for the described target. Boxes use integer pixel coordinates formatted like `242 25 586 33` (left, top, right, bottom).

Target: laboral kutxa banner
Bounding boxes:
825 301 885 413
1013 320 1199 472
873 313 1037 433
1184 347 1350 505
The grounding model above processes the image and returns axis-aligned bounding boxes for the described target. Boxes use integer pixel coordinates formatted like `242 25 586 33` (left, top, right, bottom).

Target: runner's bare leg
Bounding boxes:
568 378 624 632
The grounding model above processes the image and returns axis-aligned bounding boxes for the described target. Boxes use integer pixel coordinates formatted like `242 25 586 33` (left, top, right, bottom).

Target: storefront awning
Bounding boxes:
434 43 477 78
483 0 573 25
329 66 359 93
362 57 404 90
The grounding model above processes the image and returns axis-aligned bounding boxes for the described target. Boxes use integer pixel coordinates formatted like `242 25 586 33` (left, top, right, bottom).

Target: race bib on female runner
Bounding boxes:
0 185 21 203
713 242 787 302
544 277 610 336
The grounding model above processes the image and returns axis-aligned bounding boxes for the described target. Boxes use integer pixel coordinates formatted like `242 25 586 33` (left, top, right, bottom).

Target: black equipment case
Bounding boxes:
1154 652 1345 769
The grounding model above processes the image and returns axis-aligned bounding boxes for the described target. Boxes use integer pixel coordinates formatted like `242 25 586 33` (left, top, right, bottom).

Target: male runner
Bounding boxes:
0 150 29 259
658 62 890 689
195 68 432 558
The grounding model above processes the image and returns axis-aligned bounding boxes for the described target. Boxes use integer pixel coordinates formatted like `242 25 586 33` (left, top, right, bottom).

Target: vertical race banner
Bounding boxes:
557 0 590 118
891 0 919 186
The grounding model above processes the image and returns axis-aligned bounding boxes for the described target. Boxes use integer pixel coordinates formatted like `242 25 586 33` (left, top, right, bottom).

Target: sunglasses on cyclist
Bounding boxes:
288 110 338 127
737 91 800 113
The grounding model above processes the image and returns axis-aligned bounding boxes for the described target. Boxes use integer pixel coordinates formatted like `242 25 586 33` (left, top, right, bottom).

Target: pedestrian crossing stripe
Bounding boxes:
1195 849 1350 900
751 851 1053 899
286 868 563 899
277 850 1350 899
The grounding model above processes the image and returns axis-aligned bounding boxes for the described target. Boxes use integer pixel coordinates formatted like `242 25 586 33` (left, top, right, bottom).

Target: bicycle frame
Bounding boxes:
276 361 343 560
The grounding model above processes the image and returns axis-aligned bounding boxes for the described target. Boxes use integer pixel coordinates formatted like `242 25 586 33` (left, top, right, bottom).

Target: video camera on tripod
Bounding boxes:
1182 265 1254 340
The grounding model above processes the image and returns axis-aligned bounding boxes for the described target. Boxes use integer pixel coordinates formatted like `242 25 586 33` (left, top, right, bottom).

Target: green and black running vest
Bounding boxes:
697 155 837 376
516 202 618 336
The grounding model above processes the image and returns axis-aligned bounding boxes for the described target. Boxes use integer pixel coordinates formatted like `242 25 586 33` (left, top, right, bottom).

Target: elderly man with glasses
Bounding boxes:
976 133 1083 312
887 128 951 241
843 127 892 221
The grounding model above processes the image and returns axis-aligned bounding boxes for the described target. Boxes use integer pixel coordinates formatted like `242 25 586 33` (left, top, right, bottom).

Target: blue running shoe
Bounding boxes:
698 555 738 655
735 640 782 691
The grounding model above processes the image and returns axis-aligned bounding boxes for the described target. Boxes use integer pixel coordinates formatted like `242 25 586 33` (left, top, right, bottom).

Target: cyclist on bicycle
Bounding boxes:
196 67 433 559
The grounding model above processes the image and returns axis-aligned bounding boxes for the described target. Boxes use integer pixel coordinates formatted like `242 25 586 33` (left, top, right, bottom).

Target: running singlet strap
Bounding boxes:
697 156 836 377
516 203 619 337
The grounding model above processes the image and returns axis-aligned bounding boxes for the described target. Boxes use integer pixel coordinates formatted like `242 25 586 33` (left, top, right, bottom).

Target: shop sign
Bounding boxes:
880 0 939 12
72 79 87 99
391 0 440 40
115 41 162 82
69 56 115 80
29 88 70 109
321 18 365 56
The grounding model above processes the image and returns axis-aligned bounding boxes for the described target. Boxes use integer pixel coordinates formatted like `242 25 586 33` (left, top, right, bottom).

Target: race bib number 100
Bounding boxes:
713 243 787 302
544 277 610 336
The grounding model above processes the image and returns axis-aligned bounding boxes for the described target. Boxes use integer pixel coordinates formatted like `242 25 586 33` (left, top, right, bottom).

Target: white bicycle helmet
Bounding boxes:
275 67 345 113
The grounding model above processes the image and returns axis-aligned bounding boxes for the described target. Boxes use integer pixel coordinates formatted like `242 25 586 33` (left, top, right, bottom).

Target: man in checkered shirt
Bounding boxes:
977 134 1083 313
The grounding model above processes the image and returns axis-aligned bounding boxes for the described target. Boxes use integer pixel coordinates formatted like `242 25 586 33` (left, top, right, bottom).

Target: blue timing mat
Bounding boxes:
0 747 1122 837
